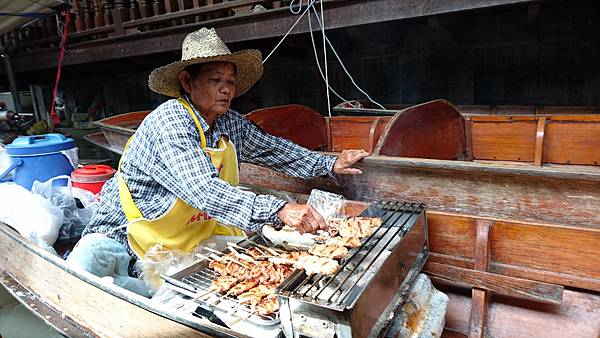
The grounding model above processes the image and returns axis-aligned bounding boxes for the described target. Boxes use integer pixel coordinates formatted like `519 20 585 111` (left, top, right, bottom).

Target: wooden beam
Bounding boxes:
11 0 548 72
468 289 488 338
425 262 564 305
464 117 473 160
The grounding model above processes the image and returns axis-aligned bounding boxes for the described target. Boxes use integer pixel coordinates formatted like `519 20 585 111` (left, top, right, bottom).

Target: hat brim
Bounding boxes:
148 49 263 98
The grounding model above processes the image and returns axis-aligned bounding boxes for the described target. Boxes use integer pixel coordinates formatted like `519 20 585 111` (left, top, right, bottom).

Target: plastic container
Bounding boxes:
0 134 77 190
71 164 116 194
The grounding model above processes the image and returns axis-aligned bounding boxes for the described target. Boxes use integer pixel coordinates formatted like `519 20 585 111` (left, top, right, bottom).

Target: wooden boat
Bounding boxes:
4 100 598 337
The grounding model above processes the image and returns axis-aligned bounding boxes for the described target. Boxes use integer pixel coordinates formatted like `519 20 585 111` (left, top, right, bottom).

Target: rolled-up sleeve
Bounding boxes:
239 118 337 178
149 111 285 232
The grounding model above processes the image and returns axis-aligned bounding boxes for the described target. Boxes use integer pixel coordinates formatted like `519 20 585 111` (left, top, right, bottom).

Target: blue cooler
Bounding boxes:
0 134 77 190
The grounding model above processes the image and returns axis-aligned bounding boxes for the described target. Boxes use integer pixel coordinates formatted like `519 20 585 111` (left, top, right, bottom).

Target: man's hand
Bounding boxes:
277 203 327 234
333 149 369 175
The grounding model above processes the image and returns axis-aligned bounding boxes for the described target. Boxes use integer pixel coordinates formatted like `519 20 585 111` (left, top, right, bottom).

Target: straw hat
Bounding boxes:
148 27 263 98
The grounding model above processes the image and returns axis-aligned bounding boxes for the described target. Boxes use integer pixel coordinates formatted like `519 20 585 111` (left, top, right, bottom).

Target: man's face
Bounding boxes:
186 62 236 118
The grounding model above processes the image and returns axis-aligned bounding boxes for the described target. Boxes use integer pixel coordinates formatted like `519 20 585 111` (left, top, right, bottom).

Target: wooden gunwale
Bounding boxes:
0 221 240 338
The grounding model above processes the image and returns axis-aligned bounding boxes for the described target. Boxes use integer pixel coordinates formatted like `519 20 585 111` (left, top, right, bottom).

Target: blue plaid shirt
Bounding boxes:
83 96 336 256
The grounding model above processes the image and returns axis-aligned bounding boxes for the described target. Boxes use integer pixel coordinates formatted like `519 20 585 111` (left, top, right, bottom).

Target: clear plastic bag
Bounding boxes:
307 189 346 220
0 182 63 246
135 243 197 294
31 175 99 240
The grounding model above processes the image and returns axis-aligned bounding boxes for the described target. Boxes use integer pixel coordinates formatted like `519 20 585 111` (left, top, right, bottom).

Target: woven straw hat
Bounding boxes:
148 27 263 98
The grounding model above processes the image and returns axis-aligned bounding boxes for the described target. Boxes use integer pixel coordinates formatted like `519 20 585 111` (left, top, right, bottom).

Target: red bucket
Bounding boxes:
71 164 116 195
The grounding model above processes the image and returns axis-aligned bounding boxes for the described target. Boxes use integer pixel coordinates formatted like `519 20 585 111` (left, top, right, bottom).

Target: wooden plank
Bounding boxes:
241 156 600 228
373 100 467 160
245 104 328 150
427 213 476 260
441 290 600 338
468 220 491 338
425 262 564 305
543 120 600 165
489 221 600 280
470 119 537 162
0 272 97 337
533 117 546 166
0 223 232 337
474 220 491 271
429 212 600 291
329 117 391 152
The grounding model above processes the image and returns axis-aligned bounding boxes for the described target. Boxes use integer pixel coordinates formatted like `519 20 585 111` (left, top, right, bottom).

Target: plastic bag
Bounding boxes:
307 189 346 220
0 182 63 246
31 175 99 240
0 145 10 178
135 243 197 294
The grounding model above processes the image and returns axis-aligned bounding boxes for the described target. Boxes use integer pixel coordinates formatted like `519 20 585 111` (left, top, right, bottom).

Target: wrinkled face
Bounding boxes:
180 62 237 118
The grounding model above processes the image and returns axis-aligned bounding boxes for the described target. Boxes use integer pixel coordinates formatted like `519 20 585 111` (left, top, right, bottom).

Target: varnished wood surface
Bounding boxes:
469 115 600 165
240 156 600 229
373 100 467 160
426 263 564 304
0 222 239 338
328 116 391 152
245 104 328 150
427 212 600 292
440 289 600 338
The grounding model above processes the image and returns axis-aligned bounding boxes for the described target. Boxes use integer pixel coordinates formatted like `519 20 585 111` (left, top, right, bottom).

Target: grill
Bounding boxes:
166 239 282 327
278 200 428 338
164 200 428 338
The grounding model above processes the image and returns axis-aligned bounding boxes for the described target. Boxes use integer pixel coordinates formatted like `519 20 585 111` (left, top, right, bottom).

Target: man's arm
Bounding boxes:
148 109 285 232
239 117 337 178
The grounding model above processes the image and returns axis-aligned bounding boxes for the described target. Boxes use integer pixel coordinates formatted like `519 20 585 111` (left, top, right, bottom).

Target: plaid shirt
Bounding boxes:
83 96 336 256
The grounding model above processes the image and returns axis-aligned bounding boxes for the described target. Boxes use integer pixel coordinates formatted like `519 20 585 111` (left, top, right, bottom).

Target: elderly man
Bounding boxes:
67 28 367 296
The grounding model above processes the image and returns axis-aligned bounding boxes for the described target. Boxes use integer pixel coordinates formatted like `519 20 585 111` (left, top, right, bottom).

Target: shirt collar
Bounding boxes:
182 94 230 142
183 94 210 134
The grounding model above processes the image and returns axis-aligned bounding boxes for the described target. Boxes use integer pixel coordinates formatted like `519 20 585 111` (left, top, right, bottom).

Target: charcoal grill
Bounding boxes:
277 200 428 338
165 200 428 338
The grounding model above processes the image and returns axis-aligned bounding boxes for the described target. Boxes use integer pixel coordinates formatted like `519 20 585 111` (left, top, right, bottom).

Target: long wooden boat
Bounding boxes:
5 100 599 337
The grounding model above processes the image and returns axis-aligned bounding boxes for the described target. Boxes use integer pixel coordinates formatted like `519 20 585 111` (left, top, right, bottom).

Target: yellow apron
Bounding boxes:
118 97 244 259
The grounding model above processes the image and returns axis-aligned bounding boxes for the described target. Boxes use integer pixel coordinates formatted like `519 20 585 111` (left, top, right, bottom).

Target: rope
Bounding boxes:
319 0 331 117
262 0 385 111
49 10 71 132
262 0 317 64
308 5 386 110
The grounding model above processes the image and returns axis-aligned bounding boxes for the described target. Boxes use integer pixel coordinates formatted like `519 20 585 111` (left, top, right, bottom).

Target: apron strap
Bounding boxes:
118 97 209 222
117 136 143 221
177 97 207 148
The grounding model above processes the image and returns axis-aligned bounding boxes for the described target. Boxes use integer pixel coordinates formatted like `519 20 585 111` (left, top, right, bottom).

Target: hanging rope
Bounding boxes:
49 10 71 133
261 0 385 111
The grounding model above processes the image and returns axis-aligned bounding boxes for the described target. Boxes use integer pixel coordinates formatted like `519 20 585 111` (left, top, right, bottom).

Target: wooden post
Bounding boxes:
112 0 130 35
93 0 105 27
72 0 85 31
464 117 473 160
83 0 94 29
129 0 140 21
153 0 163 16
468 219 492 338
533 117 547 166
140 0 151 18
103 0 113 25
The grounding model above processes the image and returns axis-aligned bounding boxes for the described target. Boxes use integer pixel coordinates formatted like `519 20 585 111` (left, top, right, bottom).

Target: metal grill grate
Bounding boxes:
165 239 281 324
278 200 426 309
